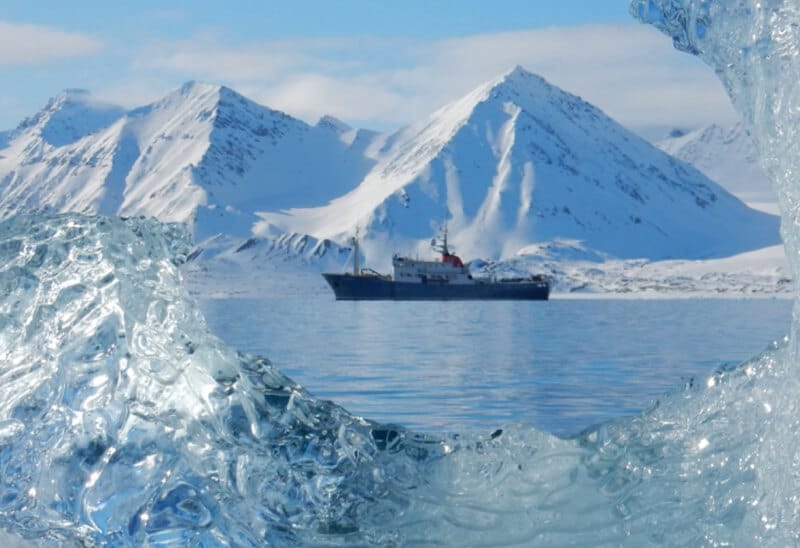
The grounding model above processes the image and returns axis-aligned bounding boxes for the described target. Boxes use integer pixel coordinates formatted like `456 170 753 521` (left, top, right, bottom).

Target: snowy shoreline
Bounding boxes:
183 242 793 300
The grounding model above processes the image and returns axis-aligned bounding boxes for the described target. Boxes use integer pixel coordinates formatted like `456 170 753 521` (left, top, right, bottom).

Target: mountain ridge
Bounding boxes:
256 66 779 265
0 68 781 268
10 88 125 149
656 122 775 206
0 82 380 240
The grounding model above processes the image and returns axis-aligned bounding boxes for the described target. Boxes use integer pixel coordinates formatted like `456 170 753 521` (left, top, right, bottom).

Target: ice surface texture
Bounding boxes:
631 0 800 541
0 217 797 545
631 0 800 295
0 214 453 545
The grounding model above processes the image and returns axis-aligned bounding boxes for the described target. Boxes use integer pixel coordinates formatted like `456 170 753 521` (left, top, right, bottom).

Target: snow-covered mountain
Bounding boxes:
256 67 780 266
0 68 781 269
657 123 776 208
9 88 126 148
0 82 379 242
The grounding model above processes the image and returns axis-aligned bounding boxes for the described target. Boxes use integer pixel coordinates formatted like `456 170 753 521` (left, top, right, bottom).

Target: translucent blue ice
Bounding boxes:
631 0 800 311
0 215 449 545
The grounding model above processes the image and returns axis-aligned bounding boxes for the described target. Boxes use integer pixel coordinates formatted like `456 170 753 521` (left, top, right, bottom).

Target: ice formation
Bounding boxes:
0 215 451 545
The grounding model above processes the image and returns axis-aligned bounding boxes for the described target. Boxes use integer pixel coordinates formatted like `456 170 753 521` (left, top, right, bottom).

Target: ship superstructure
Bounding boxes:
322 227 549 301
391 227 474 285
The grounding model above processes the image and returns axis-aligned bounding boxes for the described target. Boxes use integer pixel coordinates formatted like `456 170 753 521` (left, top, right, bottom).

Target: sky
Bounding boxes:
0 1 738 138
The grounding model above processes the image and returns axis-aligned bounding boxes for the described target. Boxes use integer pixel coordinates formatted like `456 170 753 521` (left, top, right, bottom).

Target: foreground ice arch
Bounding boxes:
631 0 800 305
0 214 453 545
0 219 798 545
633 0 800 541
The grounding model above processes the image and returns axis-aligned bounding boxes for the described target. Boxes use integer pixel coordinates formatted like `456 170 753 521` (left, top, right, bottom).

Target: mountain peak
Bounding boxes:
657 121 772 202
43 89 120 115
149 81 242 111
12 89 124 148
430 66 570 131
171 80 223 100
317 115 352 134
52 88 92 104
257 65 778 263
499 64 535 83
401 66 580 164
0 70 779 269
490 65 549 92
165 81 276 117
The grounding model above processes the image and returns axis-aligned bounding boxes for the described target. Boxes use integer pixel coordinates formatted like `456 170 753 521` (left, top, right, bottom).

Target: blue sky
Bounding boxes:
0 1 735 135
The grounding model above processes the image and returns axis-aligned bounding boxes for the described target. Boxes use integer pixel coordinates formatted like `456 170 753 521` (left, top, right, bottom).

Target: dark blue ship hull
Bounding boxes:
322 273 549 301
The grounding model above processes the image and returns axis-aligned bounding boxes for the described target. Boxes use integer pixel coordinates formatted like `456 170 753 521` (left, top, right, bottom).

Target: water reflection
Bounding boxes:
200 295 790 436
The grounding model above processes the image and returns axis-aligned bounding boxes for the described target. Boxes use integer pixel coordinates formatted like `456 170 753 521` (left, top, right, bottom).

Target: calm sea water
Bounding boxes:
199 293 792 437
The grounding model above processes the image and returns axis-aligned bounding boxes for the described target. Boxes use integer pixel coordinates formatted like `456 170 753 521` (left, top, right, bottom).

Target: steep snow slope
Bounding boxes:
0 70 781 270
0 90 126 217
257 67 779 266
0 83 378 240
10 89 125 148
0 95 129 218
657 123 776 207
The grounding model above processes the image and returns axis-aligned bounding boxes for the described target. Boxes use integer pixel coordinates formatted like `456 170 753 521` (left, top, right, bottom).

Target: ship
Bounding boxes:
322 228 550 301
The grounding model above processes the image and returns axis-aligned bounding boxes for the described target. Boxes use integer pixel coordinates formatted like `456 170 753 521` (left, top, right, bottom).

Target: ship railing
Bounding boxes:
496 274 550 284
360 268 391 280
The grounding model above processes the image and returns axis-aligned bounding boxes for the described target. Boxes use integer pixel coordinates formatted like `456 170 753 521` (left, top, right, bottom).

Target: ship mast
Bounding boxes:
351 227 360 276
432 223 450 257
432 222 464 267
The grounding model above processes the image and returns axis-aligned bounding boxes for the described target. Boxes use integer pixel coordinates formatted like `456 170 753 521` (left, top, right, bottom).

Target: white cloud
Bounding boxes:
0 21 102 65
91 78 176 113
385 25 736 130
254 74 406 125
143 45 300 82
123 23 735 132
